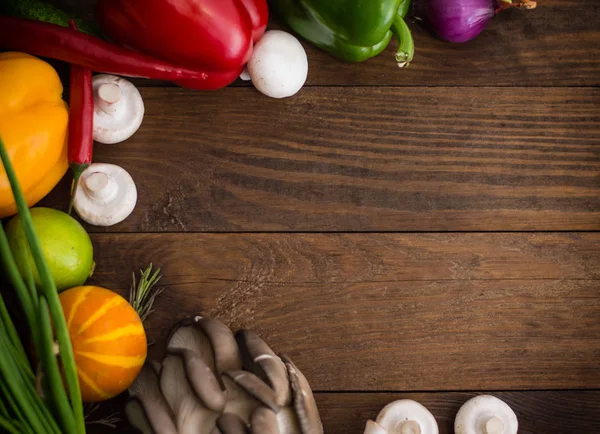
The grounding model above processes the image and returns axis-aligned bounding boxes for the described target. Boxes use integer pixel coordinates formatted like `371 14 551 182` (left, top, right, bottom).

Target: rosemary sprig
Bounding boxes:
129 264 163 323
84 403 120 429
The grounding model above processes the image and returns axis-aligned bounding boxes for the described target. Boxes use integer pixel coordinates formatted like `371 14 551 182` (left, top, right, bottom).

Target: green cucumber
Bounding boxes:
0 0 102 37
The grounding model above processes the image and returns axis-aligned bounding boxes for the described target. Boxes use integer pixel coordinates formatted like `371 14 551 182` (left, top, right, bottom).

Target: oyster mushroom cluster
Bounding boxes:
126 316 323 434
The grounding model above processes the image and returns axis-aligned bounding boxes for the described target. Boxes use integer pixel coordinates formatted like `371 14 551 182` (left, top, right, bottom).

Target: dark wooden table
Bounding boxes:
47 1 600 433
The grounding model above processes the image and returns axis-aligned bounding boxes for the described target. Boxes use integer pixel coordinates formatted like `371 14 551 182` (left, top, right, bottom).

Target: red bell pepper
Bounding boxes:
96 0 268 87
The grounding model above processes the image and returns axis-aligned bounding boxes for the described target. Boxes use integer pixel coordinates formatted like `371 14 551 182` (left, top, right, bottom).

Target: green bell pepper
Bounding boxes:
269 0 414 66
0 0 102 37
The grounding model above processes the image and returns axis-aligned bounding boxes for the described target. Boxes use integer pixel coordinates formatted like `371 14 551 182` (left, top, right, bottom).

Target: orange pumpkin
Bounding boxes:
59 285 147 402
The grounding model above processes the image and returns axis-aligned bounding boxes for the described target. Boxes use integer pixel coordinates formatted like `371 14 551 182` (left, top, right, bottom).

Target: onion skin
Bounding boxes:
414 0 496 43
414 0 536 43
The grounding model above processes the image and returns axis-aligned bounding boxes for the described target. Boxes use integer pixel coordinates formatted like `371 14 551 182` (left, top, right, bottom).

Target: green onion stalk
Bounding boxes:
0 135 85 433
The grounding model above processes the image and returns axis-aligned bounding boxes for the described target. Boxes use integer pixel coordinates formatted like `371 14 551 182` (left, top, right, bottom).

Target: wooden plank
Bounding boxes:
87 232 600 391
41 86 600 232
315 391 600 434
84 390 600 433
51 0 600 87
86 391 600 433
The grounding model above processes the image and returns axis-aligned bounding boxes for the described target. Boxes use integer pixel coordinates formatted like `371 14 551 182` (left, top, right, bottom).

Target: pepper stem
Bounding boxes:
68 163 88 215
397 0 411 19
391 13 414 68
496 0 537 13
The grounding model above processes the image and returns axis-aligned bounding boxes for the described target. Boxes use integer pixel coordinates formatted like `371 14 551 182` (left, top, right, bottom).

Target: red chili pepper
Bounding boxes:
0 16 239 90
97 0 268 73
67 21 94 214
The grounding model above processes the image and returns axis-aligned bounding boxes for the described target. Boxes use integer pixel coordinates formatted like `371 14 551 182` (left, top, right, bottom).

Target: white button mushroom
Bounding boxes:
364 399 439 434
73 163 137 226
454 395 518 434
92 74 144 144
239 67 252 81
247 30 308 99
365 420 392 434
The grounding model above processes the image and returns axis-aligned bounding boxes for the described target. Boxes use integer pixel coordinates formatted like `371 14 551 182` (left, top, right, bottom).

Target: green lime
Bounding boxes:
6 207 94 292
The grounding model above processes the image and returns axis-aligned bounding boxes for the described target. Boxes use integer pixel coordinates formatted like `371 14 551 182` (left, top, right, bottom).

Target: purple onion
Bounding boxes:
414 0 537 43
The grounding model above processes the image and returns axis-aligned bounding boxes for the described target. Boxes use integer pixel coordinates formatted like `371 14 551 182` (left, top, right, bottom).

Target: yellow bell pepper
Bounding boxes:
0 52 69 218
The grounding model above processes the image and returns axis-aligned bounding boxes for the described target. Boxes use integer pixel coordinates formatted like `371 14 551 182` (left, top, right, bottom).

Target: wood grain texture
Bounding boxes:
41 86 600 232
87 232 600 391
23 4 600 433
315 391 600 434
85 390 600 433
51 0 600 86
86 391 600 434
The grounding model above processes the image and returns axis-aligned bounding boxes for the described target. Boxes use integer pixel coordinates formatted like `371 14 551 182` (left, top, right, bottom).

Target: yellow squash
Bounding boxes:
0 52 69 218
60 286 147 402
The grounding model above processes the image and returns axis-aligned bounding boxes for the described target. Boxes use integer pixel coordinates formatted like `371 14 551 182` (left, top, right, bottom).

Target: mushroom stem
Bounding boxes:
96 83 122 115
364 420 389 434
239 68 251 81
83 171 119 203
400 420 422 434
485 416 505 434
374 400 438 434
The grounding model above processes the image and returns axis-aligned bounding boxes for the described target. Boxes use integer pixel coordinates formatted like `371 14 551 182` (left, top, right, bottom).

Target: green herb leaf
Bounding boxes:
129 263 164 323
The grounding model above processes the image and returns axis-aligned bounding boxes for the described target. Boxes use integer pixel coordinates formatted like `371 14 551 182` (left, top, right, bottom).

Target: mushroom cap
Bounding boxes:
247 30 308 99
73 163 137 226
454 395 518 434
169 347 227 412
217 413 249 434
166 319 227 411
251 407 281 434
128 363 177 434
283 356 324 434
364 420 390 434
221 373 263 424
223 370 279 413
236 330 291 407
167 320 215 367
375 400 438 434
125 398 154 434
93 74 144 144
198 317 243 373
160 354 219 434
